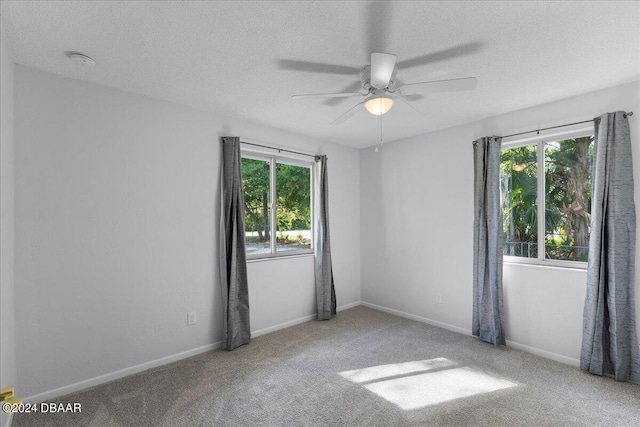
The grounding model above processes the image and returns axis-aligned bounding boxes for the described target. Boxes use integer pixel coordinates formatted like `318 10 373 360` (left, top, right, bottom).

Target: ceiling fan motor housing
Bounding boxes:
359 65 397 93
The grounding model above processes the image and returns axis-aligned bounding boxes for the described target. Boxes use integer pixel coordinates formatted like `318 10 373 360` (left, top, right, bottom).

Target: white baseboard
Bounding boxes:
505 340 580 367
337 301 361 312
251 301 362 337
23 342 221 404
251 314 317 337
23 301 363 405
361 301 580 368
361 301 472 336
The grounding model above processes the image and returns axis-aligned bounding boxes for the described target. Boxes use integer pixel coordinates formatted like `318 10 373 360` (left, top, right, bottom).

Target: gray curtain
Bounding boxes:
581 112 640 382
219 136 251 350
315 155 336 320
472 136 506 345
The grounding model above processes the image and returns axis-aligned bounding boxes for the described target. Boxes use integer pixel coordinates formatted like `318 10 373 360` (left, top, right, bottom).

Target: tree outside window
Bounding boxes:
501 136 593 263
242 155 312 257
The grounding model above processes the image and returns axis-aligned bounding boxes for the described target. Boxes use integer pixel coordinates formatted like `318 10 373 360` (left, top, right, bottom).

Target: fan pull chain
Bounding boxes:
376 103 383 153
379 105 382 142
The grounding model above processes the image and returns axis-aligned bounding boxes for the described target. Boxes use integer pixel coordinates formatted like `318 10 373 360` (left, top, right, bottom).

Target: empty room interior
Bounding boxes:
1 1 640 426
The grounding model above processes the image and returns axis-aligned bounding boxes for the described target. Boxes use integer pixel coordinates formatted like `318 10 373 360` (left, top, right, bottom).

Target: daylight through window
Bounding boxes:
242 153 313 257
500 135 593 264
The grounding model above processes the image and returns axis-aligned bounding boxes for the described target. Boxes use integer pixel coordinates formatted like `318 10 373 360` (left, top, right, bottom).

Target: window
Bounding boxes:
500 134 593 266
241 152 313 258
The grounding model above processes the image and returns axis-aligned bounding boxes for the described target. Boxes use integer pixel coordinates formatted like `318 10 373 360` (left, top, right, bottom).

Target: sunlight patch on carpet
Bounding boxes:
339 357 456 383
340 359 517 410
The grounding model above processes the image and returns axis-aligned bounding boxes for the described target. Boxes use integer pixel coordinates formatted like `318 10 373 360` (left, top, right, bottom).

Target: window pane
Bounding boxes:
242 157 271 255
501 146 538 258
544 137 593 261
276 162 311 253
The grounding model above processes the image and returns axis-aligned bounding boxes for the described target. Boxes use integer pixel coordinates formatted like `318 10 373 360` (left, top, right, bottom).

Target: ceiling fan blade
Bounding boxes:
277 59 360 75
401 94 425 102
397 77 477 95
292 92 363 99
324 81 365 106
394 95 423 116
371 53 397 88
330 100 365 125
396 42 483 69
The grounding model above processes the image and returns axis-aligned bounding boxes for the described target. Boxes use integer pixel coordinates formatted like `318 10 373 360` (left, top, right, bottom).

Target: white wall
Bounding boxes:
0 22 17 427
361 81 640 364
14 65 360 398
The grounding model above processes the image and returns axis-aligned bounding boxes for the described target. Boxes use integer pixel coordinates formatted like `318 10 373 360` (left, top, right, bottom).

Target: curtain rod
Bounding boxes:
501 111 633 139
240 140 319 159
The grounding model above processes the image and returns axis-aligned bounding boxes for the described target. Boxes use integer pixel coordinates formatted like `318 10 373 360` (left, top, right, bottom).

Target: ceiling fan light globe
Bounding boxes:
365 97 394 115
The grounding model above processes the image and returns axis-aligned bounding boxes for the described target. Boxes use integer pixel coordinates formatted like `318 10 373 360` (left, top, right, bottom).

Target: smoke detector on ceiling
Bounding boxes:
65 51 96 67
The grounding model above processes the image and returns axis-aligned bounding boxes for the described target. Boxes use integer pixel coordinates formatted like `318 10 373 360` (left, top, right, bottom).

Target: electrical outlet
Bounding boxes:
187 312 196 325
435 293 442 304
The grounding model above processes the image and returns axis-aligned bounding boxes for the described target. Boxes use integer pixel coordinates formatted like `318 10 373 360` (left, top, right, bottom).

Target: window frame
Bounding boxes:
501 127 593 270
241 147 315 260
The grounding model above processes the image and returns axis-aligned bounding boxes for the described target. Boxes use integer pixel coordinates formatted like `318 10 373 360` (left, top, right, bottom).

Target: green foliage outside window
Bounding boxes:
501 136 593 262
242 156 311 255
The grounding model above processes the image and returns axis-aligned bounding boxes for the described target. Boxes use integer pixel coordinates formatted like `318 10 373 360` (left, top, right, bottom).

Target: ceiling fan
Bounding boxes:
279 2 481 127
288 52 478 125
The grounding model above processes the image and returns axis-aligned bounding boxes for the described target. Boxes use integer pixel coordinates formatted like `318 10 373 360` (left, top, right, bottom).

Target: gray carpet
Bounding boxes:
13 306 640 426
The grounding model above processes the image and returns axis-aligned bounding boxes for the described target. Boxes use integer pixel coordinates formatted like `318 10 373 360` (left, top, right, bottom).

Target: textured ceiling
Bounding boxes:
1 1 639 148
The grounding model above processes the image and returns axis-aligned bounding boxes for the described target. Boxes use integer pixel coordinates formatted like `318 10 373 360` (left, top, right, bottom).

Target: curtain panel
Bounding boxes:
472 136 506 345
219 136 251 350
581 112 640 382
314 155 336 320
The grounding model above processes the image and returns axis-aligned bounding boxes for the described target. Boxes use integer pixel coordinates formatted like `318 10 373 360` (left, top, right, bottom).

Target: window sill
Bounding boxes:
504 257 588 271
247 251 314 263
